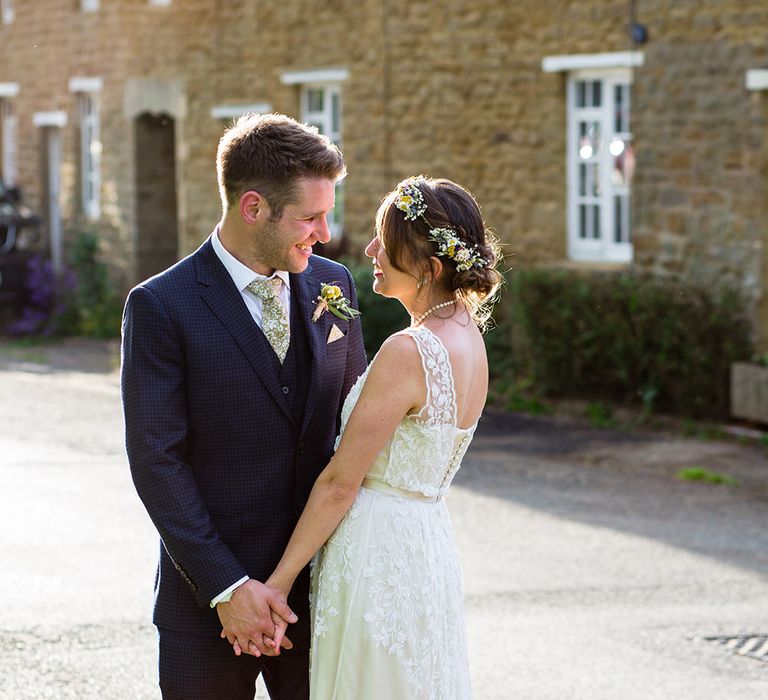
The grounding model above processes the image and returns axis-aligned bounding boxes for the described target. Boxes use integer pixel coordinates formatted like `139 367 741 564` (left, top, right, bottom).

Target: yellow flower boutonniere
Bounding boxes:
311 283 362 323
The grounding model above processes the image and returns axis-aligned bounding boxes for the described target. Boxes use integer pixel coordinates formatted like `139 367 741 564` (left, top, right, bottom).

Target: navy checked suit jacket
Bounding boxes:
121 237 368 635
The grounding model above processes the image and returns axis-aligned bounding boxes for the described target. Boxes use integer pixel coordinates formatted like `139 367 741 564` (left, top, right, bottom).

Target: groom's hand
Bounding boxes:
227 608 294 657
217 579 297 657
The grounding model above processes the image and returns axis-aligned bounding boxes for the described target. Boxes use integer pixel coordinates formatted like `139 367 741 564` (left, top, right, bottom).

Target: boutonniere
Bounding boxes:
312 283 361 323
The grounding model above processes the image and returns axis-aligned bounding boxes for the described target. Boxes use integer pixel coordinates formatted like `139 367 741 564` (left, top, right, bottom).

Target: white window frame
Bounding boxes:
299 83 344 237
210 102 272 120
746 69 768 91
149 0 171 6
70 79 102 221
565 68 634 263
544 52 642 264
1 0 14 25
0 97 17 186
81 0 99 11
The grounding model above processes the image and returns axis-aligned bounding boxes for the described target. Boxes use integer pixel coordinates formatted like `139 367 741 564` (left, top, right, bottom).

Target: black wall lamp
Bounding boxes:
630 0 649 44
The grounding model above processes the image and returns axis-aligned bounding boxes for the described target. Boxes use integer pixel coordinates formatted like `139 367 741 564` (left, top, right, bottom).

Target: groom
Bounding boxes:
121 113 367 699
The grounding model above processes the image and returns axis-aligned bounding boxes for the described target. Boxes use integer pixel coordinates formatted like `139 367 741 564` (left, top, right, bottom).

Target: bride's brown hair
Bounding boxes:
375 177 503 328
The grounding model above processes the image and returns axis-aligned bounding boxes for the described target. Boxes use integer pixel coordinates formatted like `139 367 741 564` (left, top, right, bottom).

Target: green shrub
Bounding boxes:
64 231 123 338
506 268 752 419
344 259 410 358
584 401 616 428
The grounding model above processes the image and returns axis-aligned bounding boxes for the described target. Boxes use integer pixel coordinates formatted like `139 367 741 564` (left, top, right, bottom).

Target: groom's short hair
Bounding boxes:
217 113 346 220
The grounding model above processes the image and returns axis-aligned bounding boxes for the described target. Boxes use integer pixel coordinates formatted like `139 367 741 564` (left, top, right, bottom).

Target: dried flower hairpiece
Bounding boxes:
393 179 428 221
393 177 486 271
427 227 487 273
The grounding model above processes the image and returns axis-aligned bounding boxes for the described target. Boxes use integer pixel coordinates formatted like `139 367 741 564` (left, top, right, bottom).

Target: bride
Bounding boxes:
228 175 501 699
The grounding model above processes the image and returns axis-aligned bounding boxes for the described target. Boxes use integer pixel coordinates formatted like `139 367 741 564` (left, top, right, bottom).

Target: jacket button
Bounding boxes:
282 386 290 394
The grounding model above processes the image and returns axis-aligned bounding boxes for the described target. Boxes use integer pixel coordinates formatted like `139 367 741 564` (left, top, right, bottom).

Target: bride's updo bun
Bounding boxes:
375 176 503 327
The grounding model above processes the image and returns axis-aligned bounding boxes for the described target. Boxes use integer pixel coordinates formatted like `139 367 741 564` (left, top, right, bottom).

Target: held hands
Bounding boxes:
217 579 296 657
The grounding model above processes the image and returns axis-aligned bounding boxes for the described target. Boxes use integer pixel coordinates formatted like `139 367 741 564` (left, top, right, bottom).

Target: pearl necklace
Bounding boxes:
411 300 456 326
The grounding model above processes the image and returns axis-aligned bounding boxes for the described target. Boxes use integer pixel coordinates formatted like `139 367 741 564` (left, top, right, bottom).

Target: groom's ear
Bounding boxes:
239 190 269 224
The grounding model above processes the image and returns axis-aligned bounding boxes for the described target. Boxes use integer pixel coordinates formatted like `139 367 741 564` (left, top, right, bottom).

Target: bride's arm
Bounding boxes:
266 333 423 598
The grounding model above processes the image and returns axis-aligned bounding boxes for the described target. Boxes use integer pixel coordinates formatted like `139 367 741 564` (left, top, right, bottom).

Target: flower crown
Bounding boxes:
393 177 487 272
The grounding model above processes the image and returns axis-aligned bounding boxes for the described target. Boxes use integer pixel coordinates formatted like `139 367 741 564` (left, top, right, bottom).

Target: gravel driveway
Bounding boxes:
1 338 767 699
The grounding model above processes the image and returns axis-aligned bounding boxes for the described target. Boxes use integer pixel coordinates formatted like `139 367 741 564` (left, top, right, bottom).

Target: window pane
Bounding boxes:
307 119 325 135
331 180 344 227
576 81 586 108
306 88 324 113
331 92 340 137
592 81 602 108
614 84 631 133
592 204 601 240
578 121 600 160
610 138 634 188
579 162 599 197
614 195 631 243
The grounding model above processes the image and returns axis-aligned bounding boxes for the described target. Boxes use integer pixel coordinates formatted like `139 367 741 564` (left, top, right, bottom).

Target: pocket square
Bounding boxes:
327 324 345 344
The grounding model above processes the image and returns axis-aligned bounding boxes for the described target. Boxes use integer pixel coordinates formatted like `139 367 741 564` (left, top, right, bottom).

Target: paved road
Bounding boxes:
1 340 768 698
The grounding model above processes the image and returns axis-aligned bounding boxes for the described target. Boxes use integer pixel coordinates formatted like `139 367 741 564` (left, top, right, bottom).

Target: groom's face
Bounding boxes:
252 177 336 274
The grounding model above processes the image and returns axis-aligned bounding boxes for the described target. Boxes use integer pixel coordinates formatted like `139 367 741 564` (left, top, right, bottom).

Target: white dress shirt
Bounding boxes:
208 227 291 607
211 226 291 321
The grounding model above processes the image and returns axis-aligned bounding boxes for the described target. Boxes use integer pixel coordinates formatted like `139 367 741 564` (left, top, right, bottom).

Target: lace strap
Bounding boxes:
403 326 457 426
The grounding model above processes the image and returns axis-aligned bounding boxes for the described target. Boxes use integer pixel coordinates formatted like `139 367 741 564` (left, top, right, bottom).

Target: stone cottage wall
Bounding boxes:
1 0 766 344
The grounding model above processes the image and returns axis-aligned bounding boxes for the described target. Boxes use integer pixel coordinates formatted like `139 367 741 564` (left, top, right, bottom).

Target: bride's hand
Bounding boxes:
220 612 294 657
263 577 294 653
219 578 296 656
265 607 294 653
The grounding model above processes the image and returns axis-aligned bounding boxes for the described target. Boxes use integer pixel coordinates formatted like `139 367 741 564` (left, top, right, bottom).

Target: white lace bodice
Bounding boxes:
335 326 477 499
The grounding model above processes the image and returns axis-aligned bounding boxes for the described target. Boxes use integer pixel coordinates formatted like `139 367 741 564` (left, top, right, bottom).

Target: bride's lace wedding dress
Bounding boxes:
309 326 475 699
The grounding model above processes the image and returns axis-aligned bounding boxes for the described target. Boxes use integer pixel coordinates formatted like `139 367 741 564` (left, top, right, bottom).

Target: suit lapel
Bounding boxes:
194 239 296 426
291 264 327 437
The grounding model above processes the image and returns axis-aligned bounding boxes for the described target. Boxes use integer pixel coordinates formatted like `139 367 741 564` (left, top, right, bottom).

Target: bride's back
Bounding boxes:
420 315 488 430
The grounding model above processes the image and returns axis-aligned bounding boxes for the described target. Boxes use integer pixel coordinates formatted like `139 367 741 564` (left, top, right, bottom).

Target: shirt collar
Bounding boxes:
211 226 291 292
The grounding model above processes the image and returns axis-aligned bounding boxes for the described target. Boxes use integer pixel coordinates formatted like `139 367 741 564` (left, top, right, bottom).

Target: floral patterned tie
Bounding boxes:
247 277 290 363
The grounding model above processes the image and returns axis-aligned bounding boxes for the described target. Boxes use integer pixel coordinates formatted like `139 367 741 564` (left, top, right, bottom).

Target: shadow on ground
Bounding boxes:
460 409 768 580
0 337 119 375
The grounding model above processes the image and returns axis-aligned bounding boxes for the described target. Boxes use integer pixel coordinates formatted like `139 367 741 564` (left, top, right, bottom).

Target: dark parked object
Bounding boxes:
0 181 42 314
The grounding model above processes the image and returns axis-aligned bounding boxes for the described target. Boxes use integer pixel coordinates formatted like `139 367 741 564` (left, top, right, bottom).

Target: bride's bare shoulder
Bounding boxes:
373 331 422 371
358 331 425 413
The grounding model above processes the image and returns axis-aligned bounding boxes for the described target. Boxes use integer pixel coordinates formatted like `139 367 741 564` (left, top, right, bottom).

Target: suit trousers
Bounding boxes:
158 622 310 700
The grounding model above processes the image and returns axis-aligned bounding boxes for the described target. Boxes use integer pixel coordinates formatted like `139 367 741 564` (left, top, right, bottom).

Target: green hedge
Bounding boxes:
344 259 410 358
498 268 752 419
338 261 752 420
